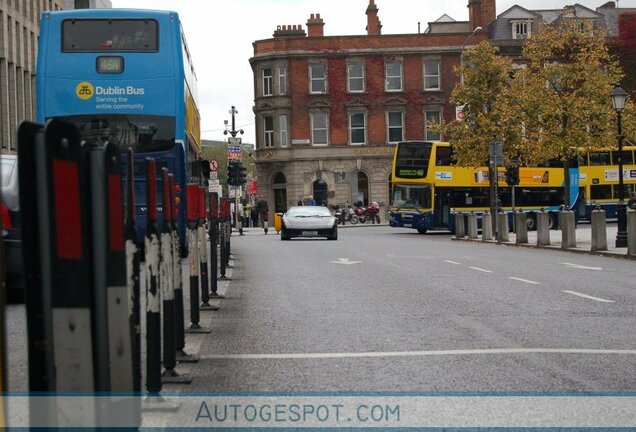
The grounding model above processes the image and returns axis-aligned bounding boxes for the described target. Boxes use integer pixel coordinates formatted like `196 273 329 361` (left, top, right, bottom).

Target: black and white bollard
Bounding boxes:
185 184 209 334
199 187 217 311
209 193 225 299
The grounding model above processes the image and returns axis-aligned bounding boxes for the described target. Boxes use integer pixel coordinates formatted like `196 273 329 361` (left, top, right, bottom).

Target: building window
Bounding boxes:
262 67 273 96
425 111 442 141
263 116 274 148
349 112 366 145
310 64 326 94
278 66 287 95
385 61 403 92
424 59 440 91
387 111 404 143
74 0 90 8
279 114 288 147
347 62 365 93
311 112 329 145
512 21 530 40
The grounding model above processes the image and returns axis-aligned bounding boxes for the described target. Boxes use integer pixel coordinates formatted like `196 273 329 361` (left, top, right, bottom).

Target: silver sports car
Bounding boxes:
280 206 338 240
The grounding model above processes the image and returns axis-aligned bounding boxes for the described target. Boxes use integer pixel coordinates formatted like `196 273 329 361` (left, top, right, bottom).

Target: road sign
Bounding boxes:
209 160 218 172
456 105 465 121
209 172 218 180
228 145 242 161
228 137 242 145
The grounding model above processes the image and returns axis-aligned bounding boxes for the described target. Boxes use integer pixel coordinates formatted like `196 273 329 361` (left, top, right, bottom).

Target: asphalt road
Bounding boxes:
5 225 636 395
181 225 636 393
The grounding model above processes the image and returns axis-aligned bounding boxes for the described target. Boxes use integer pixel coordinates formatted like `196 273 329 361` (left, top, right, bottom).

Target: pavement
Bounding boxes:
454 222 636 261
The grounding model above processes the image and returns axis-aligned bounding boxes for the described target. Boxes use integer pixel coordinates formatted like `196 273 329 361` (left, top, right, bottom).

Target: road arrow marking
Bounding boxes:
469 266 493 273
330 258 362 265
563 290 614 303
561 262 602 271
509 277 541 285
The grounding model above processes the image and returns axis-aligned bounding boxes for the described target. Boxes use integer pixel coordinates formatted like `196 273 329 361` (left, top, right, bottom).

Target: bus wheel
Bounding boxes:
548 212 557 230
417 228 427 234
526 213 537 231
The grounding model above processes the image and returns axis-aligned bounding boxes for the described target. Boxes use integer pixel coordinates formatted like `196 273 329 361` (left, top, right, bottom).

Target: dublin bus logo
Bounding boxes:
76 81 94 100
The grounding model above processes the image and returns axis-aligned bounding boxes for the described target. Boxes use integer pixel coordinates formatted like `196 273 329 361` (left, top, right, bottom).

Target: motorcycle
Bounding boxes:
366 201 381 224
333 204 358 225
352 202 367 224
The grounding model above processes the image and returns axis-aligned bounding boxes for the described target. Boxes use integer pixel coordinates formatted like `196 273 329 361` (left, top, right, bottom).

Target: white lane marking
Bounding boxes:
445 260 461 265
199 348 636 360
509 277 541 285
469 266 493 273
562 262 602 271
330 258 362 265
563 290 614 303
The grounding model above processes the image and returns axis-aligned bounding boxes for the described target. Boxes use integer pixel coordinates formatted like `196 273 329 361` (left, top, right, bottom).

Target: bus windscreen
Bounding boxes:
62 19 158 52
57 114 175 152
395 142 432 179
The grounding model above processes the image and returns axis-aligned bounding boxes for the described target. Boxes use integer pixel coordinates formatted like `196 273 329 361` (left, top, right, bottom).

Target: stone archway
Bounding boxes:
312 176 329 206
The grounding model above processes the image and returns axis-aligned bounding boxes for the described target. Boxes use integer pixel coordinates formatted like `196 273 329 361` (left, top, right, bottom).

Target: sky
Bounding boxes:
109 0 636 145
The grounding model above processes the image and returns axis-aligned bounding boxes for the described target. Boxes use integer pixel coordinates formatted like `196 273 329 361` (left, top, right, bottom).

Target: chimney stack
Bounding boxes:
468 0 496 31
307 13 325 37
366 0 382 36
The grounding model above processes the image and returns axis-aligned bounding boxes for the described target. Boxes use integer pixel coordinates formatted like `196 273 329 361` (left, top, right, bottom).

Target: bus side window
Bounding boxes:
435 146 453 166
589 152 610 166
590 185 611 199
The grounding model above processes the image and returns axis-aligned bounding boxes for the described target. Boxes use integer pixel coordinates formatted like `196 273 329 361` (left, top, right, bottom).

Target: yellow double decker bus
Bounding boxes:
578 145 636 219
388 141 581 234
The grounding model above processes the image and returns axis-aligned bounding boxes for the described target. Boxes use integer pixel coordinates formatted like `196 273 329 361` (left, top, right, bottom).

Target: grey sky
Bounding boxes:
109 0 636 144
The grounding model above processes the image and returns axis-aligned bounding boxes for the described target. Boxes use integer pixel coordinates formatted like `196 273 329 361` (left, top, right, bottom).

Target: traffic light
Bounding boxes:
227 161 238 186
237 162 247 185
506 165 520 186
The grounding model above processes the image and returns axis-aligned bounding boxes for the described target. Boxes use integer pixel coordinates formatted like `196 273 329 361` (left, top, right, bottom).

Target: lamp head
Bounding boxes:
611 82 628 112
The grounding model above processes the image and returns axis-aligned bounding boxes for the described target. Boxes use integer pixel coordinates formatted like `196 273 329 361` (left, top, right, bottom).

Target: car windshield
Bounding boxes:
286 206 332 217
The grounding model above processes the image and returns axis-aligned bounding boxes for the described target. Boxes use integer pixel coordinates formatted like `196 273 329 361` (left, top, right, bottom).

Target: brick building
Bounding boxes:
250 0 493 217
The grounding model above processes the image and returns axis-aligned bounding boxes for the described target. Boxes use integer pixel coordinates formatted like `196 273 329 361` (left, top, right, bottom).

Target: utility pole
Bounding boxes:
224 106 244 235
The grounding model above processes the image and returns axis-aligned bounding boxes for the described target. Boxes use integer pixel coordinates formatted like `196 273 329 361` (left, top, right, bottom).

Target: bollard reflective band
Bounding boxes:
186 184 198 223
198 187 205 221
219 198 230 220
147 159 158 222
108 174 124 252
162 169 172 224
53 159 82 259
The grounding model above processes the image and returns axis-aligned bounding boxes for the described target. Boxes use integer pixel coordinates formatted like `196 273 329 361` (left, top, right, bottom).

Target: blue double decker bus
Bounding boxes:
36 9 202 253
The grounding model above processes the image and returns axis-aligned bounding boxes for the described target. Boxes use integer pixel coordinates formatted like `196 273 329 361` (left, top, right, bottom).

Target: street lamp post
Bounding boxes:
611 83 628 248
460 26 482 84
224 106 245 234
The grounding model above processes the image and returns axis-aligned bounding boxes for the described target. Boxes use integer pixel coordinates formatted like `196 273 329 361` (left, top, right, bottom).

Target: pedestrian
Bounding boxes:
256 195 269 227
297 195 304 206
251 202 259 227
628 191 636 210
308 195 316 206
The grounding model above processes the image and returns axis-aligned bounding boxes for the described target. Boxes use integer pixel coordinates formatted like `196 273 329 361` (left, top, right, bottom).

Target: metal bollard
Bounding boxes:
536 211 551 246
591 207 608 252
198 188 218 310
627 209 636 256
466 213 478 239
515 211 528 244
481 212 493 241
454 213 465 239
170 177 197 363
185 185 208 334
124 149 142 394
144 159 162 394
497 211 509 242
561 210 577 249
219 198 231 279
160 169 192 384
209 193 225 299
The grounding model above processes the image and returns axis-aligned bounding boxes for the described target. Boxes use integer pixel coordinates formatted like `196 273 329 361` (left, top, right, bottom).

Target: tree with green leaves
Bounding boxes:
508 13 633 206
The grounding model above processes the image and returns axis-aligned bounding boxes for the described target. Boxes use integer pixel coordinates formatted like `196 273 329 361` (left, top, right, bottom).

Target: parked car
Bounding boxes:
1 154 23 301
280 206 338 240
